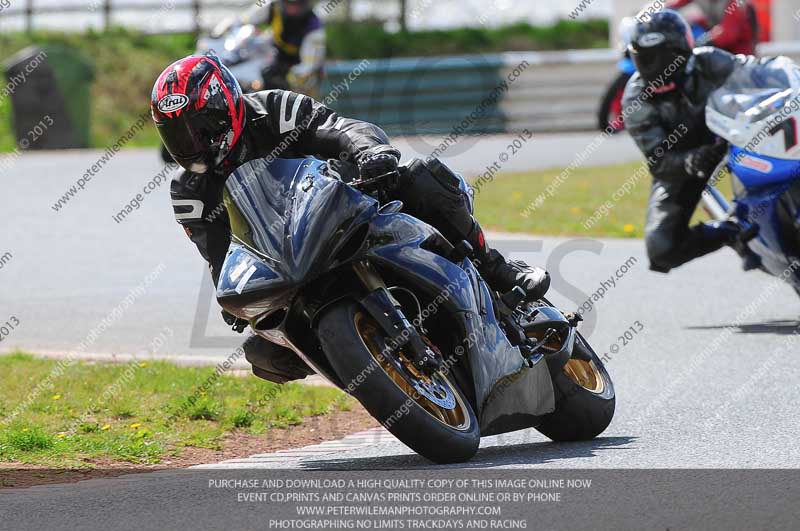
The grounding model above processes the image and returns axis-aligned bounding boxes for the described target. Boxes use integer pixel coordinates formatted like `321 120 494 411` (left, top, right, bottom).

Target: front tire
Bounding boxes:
318 300 480 463
535 333 615 441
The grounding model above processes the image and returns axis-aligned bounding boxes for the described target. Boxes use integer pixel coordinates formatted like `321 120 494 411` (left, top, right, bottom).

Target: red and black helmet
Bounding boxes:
151 53 246 174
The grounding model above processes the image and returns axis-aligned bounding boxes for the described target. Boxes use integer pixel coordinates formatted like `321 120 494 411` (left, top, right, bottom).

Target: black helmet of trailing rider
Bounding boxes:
280 0 313 19
628 9 694 90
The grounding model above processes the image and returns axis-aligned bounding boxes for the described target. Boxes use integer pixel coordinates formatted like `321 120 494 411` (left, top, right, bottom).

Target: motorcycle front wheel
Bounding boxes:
318 300 480 463
535 332 615 441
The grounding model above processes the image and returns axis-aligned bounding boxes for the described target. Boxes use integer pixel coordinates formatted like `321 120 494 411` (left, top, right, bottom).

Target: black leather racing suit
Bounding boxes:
170 89 487 382
623 47 752 272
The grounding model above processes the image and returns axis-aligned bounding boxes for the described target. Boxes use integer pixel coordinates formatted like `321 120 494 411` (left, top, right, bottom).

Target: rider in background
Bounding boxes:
666 0 758 55
255 0 325 96
623 10 760 273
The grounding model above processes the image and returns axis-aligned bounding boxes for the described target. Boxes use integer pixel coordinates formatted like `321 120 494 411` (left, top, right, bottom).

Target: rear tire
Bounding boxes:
536 333 615 441
318 300 480 463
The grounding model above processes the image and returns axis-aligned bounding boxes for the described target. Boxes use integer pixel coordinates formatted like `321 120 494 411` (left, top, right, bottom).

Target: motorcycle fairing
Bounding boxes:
217 157 555 433
731 173 800 285
218 157 377 315
729 146 800 188
365 213 555 433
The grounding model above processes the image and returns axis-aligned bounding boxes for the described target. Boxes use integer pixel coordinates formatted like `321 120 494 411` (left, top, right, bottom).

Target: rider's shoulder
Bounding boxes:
691 46 738 79
242 90 299 119
622 72 649 105
307 12 323 32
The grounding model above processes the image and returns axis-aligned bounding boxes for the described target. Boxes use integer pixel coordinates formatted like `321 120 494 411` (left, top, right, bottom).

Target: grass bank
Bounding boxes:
0 352 355 470
473 161 651 238
473 160 719 238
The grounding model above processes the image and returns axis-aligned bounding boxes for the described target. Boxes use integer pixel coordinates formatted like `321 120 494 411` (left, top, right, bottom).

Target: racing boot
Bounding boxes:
243 335 315 384
706 220 761 271
468 225 550 301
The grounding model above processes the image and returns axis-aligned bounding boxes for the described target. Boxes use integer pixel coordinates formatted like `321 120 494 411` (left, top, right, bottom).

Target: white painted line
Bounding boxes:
192 427 394 469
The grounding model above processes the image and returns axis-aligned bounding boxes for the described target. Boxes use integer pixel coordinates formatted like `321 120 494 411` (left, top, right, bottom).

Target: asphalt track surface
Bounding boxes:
2 140 800 528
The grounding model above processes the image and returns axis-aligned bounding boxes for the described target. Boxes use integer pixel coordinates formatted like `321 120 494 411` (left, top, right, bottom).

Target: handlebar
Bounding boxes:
349 170 400 192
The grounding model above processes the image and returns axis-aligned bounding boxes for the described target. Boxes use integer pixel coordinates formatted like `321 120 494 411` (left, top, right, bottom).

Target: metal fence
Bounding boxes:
0 0 409 34
0 1 253 33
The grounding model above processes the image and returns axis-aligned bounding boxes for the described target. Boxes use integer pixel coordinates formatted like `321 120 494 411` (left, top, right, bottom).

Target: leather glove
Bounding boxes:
685 140 728 180
356 146 401 182
222 310 248 333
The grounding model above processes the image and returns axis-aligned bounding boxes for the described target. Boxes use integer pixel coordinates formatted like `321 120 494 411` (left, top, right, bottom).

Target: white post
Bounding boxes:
771 0 800 43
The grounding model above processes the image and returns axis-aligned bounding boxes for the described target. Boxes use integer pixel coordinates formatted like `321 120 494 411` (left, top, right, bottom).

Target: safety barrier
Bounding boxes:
322 43 800 135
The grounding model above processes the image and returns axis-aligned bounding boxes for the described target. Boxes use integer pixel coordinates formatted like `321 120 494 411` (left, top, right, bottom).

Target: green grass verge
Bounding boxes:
473 161 651 238
0 352 352 467
473 161 718 238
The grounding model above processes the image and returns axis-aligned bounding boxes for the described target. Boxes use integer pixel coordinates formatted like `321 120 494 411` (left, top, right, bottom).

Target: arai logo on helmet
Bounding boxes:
638 32 666 47
158 94 189 113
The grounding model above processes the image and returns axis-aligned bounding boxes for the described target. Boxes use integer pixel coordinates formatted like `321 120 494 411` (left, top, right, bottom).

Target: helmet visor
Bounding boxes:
156 109 229 172
631 45 686 86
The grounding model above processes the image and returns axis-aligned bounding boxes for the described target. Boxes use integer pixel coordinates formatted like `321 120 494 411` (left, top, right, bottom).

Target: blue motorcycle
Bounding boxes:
214 157 615 463
703 56 800 293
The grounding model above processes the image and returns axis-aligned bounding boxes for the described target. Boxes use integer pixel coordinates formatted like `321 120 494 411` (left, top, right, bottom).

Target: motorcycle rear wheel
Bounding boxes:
318 300 480 463
535 332 615 441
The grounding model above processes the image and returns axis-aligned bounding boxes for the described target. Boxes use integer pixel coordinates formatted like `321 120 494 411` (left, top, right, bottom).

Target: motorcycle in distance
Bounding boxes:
702 56 800 295
214 156 615 463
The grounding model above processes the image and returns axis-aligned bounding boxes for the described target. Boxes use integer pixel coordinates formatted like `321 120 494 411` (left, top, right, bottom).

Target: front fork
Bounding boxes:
353 261 441 375
701 184 732 222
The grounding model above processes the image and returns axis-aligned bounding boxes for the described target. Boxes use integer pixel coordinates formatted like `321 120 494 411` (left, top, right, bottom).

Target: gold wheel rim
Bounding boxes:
354 312 470 431
563 358 605 394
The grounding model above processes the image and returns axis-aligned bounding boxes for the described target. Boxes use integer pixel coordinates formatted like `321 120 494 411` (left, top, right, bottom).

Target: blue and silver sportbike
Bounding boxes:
703 56 800 294
214 157 615 463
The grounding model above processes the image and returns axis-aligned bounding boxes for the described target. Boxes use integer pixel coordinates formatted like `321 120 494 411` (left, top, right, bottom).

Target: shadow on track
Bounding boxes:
685 319 800 335
298 435 636 470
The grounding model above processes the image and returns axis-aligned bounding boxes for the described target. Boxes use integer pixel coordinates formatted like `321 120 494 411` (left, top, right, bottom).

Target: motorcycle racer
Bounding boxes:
623 9 760 273
151 53 550 383
255 0 325 95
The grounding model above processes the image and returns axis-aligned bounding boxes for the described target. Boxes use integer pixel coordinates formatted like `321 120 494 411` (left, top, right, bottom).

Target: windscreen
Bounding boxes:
709 57 799 122
210 6 267 38
225 158 302 261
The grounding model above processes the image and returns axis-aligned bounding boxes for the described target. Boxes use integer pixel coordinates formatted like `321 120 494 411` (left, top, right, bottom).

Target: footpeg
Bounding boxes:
566 312 583 328
739 222 759 243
